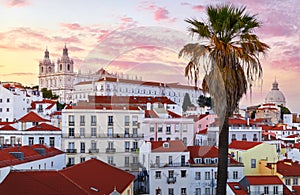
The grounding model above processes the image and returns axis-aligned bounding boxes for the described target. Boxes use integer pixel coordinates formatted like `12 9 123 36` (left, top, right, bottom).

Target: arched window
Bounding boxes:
41 67 44 73
60 64 62 71
67 64 70 71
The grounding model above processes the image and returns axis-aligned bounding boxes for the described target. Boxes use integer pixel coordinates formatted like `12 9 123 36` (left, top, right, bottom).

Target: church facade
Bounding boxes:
38 45 76 103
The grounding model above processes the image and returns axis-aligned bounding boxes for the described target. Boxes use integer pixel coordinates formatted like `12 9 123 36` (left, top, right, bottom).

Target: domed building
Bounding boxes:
265 79 286 106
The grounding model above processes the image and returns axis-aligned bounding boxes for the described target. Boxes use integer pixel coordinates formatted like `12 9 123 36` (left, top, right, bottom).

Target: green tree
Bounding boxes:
278 105 291 121
198 95 212 113
179 4 269 194
182 93 194 112
41 88 59 99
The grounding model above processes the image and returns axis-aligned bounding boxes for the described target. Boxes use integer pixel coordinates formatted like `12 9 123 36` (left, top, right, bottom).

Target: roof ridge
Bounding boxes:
58 171 89 194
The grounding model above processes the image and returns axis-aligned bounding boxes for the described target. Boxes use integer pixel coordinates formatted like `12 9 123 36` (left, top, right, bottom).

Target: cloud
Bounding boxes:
139 2 176 22
4 0 29 7
60 23 84 31
53 35 80 43
192 5 205 11
0 72 36 76
154 7 169 21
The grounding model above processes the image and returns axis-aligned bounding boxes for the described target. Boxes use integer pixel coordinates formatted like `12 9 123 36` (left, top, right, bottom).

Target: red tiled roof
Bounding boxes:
0 124 17 131
285 134 299 138
199 114 209 120
167 110 181 118
292 186 300 195
0 145 64 168
151 140 188 153
229 140 262 150
26 123 61 131
188 146 241 165
227 182 247 195
197 128 208 134
245 175 283 185
0 171 87 195
88 96 176 105
18 112 51 122
267 159 300 177
31 99 56 109
145 110 159 118
0 122 15 126
60 158 135 195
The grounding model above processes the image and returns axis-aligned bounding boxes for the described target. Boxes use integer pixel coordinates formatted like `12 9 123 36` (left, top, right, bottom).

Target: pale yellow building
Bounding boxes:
228 140 278 175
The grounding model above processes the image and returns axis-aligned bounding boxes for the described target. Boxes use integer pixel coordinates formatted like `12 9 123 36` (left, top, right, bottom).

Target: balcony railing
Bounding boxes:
89 149 99 153
150 162 190 168
167 177 176 184
66 149 77 153
106 148 116 153
91 122 96 126
62 133 144 139
68 122 74 126
80 122 85 126
131 148 138 152
108 122 113 126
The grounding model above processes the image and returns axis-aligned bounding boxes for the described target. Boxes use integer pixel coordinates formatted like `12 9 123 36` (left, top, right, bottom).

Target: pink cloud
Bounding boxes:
53 35 80 43
4 0 29 7
139 2 176 22
192 5 205 11
154 7 169 21
60 23 84 31
121 17 134 23
270 57 300 71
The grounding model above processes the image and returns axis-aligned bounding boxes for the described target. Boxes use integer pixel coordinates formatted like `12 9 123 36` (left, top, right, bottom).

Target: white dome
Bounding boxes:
265 80 286 106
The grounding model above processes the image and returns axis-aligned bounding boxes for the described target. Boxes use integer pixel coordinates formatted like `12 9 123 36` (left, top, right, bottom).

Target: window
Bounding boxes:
80 115 85 126
68 115 74 126
205 171 210 180
68 157 75 166
168 170 174 178
7 98 10 103
39 137 44 145
91 141 97 150
195 188 201 195
107 127 113 137
0 99 2 103
155 171 161 179
155 156 160 166
125 116 130 126
195 172 201 180
80 142 85 153
0 136 4 145
132 128 138 137
205 188 210 195
168 188 174 195
91 127 97 137
168 156 173 165
69 128 75 137
124 128 129 137
242 134 247 141
182 124 187 132
253 133 258 141
158 124 163 132
293 178 298 185
132 116 138 126
80 157 85 163
51 161 54 168
166 125 171 134
182 137 187 146
150 124 154 132
175 124 180 132
181 188 186 195
181 170 186 178
91 115 96 126
232 134 236 141
264 186 269 194
29 137 34 145
108 116 113 126
49 137 55 147
0 108 2 112
125 141 130 152
80 128 85 137
251 159 256 168
285 178 291 185
6 108 9 112
108 156 114 165
274 186 278 194
133 141 138 149
108 141 114 149
233 171 238 179
124 156 129 167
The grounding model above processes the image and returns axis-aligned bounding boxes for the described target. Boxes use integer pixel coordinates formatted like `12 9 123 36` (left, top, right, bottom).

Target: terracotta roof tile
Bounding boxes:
245 175 284 185
18 112 50 122
267 159 300 177
151 140 188 153
60 158 135 194
0 171 87 195
0 125 17 131
26 123 61 131
227 182 247 195
229 140 262 150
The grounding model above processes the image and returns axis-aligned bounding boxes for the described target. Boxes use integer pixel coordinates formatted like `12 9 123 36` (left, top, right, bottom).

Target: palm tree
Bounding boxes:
179 4 269 194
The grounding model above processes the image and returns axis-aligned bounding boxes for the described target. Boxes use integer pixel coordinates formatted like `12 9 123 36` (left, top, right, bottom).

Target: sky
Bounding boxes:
0 0 299 113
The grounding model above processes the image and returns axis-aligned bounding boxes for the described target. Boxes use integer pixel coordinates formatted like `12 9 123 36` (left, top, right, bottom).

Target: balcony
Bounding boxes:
108 122 113 126
89 149 99 153
80 122 85 126
106 148 116 153
91 122 96 126
124 122 130 126
66 149 77 153
68 122 74 126
131 148 138 153
167 177 176 184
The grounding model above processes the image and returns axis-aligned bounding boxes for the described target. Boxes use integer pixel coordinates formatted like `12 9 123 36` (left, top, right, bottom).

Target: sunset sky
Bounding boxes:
0 0 299 113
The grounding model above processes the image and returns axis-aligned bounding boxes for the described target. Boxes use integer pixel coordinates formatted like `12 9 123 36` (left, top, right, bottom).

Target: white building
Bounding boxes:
0 112 62 149
38 46 76 103
0 82 42 122
139 140 244 195
61 97 146 171
284 113 300 130
142 106 195 146
0 144 65 183
207 116 262 146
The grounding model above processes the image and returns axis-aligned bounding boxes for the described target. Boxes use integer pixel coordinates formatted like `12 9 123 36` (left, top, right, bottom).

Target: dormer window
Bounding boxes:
163 142 169 148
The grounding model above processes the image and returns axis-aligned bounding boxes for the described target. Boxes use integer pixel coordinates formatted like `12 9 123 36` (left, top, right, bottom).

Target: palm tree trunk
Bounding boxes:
216 113 229 195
